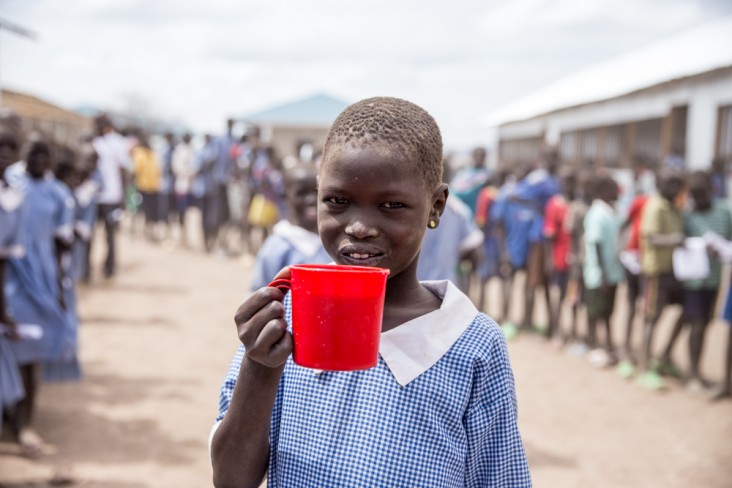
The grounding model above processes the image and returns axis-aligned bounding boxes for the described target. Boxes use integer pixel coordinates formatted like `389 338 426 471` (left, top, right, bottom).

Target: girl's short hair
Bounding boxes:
322 97 443 190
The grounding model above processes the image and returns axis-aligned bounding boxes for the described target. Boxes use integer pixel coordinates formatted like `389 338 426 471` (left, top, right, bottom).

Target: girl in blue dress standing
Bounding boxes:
45 148 84 382
0 128 26 438
5 139 75 456
212 97 530 487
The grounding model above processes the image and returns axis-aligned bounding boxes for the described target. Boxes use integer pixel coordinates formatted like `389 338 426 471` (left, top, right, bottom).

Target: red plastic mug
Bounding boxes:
269 264 389 371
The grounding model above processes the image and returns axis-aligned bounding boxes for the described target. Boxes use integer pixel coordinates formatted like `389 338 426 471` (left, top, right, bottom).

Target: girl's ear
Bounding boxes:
429 183 449 226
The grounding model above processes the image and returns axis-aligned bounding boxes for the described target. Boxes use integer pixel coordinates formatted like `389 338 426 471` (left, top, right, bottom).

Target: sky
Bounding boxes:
0 0 730 152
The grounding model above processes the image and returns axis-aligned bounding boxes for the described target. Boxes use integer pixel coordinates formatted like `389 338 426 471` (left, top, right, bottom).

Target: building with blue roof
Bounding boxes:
237 93 348 162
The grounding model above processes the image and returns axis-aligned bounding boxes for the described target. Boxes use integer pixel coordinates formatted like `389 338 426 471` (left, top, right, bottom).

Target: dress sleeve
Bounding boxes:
0 197 26 259
464 331 532 487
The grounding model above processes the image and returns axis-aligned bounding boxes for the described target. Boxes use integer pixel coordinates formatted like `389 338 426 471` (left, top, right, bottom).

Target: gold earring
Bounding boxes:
428 220 437 229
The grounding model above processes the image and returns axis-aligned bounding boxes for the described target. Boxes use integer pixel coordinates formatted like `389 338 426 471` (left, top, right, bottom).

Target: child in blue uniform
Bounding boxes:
249 162 330 291
46 151 83 382
0 128 26 437
71 143 102 283
211 97 531 487
5 140 74 456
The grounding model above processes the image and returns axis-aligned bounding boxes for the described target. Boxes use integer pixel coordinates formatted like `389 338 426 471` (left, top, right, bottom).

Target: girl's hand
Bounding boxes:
234 267 293 368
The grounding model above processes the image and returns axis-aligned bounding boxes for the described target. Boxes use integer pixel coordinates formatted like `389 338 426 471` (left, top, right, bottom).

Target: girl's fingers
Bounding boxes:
238 300 285 347
234 287 285 326
252 318 287 353
267 331 294 366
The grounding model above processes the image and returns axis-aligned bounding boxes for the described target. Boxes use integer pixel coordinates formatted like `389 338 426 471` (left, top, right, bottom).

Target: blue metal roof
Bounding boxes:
240 93 349 126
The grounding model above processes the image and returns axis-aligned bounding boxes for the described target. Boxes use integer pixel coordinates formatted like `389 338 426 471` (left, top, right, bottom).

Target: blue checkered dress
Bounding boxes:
216 300 531 487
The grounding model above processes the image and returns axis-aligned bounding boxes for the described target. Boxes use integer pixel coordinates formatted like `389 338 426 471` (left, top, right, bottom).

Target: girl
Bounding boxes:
6 139 75 456
211 97 530 487
0 128 26 439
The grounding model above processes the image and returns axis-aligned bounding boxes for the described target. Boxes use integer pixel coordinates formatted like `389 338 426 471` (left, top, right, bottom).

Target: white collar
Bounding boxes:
379 280 478 387
0 180 24 212
74 179 101 207
273 220 323 257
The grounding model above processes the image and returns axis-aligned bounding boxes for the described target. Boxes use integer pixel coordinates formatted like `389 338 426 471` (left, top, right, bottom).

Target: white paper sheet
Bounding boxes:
619 250 641 275
672 237 710 281
0 323 43 340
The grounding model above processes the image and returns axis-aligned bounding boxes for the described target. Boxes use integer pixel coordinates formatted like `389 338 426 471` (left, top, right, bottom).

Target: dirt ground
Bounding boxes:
1 215 731 487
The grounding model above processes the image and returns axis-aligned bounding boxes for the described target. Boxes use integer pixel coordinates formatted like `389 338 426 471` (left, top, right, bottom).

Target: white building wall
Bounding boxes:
498 68 732 169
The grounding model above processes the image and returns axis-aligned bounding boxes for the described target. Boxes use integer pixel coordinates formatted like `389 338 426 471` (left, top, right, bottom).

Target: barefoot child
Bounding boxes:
249 162 330 291
210 97 530 487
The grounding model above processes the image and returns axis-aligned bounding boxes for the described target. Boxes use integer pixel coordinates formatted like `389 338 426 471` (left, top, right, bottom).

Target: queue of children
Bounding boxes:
0 114 90 458
458 152 732 398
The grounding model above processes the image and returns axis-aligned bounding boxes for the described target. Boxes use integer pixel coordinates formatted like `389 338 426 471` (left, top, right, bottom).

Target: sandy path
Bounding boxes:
1 222 731 487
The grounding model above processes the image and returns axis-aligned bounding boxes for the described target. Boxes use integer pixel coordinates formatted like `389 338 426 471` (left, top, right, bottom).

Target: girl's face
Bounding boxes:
286 167 319 233
27 147 51 179
318 142 445 281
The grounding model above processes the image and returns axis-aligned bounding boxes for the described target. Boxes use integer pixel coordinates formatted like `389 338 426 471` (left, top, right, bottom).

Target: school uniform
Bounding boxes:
474 186 501 280
250 220 332 291
213 281 531 487
0 179 27 434
491 185 536 271
513 170 559 288
71 173 102 282
43 180 82 382
6 172 75 368
417 197 483 283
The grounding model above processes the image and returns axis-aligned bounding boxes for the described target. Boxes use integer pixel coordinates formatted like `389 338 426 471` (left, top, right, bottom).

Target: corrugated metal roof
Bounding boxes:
240 93 349 126
483 16 732 127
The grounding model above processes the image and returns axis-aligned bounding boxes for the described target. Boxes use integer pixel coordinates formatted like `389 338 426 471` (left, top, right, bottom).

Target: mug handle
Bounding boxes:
268 278 291 293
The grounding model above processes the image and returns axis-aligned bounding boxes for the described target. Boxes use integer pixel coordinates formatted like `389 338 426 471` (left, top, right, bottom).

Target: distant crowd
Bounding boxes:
0 111 292 460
